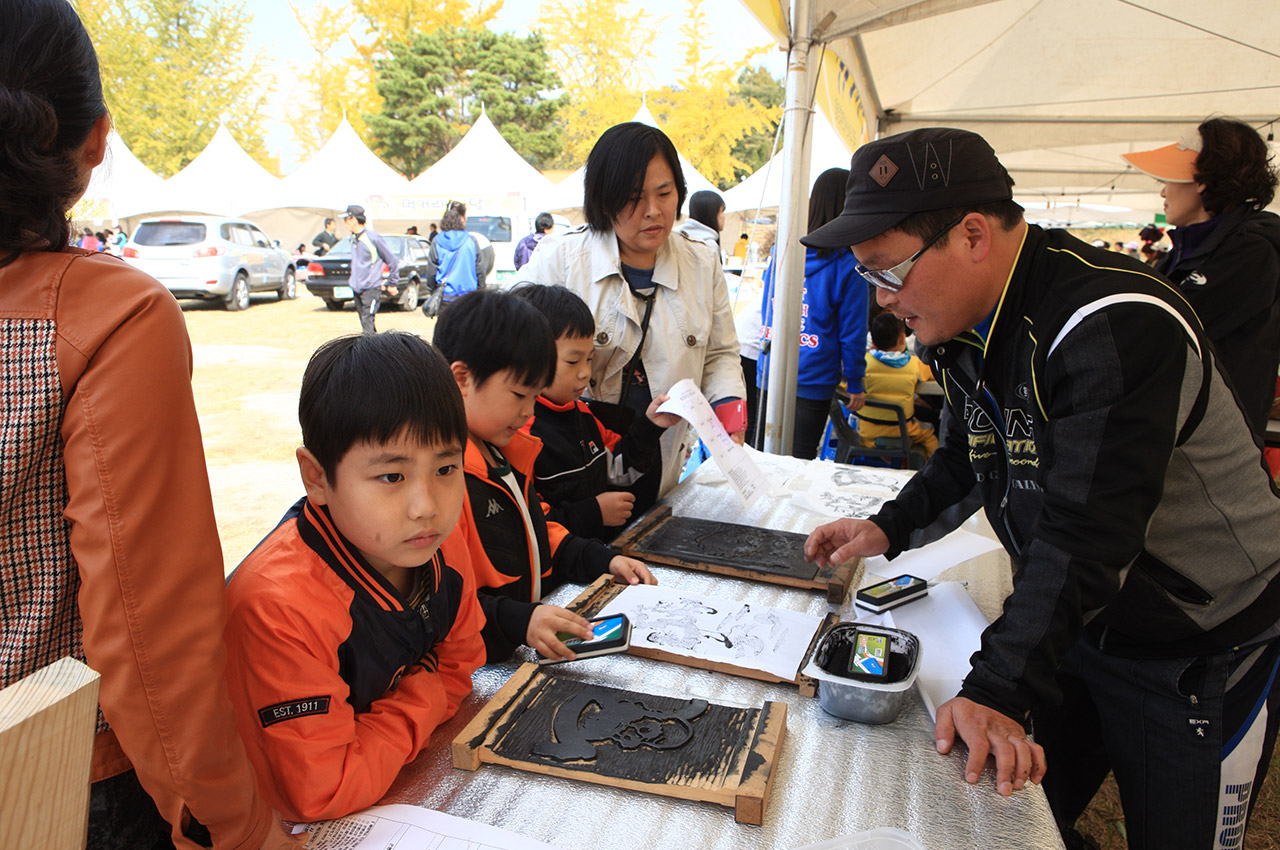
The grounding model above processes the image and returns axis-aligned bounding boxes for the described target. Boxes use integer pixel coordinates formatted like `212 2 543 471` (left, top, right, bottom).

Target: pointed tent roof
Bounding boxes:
723 108 852 213
535 101 721 213
78 131 168 219
406 111 554 199
150 124 281 216
270 117 409 211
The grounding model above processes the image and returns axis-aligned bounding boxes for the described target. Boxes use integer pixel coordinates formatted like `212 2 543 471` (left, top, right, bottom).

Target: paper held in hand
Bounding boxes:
658 379 766 508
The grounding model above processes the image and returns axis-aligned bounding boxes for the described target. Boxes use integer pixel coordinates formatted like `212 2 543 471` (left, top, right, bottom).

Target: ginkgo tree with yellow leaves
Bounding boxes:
79 0 276 177
647 0 779 189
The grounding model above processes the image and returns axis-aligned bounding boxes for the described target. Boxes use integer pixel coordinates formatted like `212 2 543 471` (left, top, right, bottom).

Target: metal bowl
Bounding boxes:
800 623 922 725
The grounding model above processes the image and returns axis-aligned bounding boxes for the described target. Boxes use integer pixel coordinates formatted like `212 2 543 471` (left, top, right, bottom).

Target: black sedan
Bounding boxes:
304 235 430 311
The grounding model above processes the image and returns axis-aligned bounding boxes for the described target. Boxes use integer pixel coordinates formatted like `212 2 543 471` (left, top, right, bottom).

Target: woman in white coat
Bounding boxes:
516 122 745 496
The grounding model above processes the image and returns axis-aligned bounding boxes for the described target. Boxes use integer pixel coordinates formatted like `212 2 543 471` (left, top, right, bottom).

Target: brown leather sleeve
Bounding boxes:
56 253 273 849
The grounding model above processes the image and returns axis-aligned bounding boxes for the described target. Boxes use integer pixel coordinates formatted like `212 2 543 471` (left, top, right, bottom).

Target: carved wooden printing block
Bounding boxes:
612 506 861 603
453 663 787 824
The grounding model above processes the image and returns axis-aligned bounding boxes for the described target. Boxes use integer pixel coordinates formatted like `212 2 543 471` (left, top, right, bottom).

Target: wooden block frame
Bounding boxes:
613 506 861 604
0 656 101 850
566 576 836 697
453 663 787 825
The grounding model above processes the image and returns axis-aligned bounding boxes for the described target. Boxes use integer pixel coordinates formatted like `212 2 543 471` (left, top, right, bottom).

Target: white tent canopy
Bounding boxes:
268 117 409 212
407 111 553 200
741 0 1280 453
79 131 168 220
723 107 852 214
148 124 281 217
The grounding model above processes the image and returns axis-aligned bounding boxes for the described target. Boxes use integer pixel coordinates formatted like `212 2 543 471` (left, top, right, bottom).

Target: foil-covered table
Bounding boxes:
385 456 1065 850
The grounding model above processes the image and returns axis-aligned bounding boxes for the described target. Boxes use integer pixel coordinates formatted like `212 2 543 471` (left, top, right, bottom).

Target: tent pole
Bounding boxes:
762 0 815 456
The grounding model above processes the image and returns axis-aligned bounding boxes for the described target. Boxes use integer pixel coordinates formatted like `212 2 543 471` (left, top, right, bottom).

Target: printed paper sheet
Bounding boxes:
300 804 563 850
597 583 823 681
657 378 765 508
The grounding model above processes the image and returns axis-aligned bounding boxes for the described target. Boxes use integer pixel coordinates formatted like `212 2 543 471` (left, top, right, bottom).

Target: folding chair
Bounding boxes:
827 393 922 469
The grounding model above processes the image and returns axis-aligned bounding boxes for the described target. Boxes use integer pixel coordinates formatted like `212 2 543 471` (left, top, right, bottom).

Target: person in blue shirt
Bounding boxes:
758 167 869 458
514 212 554 270
427 201 486 306
342 204 399 334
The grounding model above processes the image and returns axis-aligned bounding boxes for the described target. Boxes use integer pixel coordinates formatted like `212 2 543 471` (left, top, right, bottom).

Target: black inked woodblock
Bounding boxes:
453 663 787 824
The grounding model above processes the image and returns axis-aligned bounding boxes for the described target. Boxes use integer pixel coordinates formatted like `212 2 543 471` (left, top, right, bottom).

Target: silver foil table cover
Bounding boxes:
384 457 1065 850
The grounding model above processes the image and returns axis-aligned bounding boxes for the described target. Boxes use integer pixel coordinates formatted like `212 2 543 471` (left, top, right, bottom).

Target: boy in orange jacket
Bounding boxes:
222 333 485 821
433 289 656 663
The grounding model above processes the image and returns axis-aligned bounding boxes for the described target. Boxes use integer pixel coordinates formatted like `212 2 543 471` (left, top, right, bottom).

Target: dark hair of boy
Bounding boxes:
510 283 595 341
432 288 557 391
299 332 467 482
687 190 725 231
534 212 555 233
583 122 687 233
871 312 906 351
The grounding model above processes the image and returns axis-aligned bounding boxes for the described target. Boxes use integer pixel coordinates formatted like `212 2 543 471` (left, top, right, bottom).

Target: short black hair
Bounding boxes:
535 212 554 233
346 212 366 225
583 122 686 232
892 200 1025 250
1195 117 1278 216
686 190 724 231
511 283 595 341
871 313 906 350
432 289 556 390
299 332 467 483
323 217 335 226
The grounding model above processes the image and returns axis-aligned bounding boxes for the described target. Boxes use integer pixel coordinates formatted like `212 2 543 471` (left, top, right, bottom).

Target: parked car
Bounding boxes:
123 216 296 310
304 234 430 311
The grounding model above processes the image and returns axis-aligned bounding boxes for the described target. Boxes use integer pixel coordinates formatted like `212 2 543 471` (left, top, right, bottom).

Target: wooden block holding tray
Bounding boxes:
566 576 837 697
612 505 860 604
453 663 787 825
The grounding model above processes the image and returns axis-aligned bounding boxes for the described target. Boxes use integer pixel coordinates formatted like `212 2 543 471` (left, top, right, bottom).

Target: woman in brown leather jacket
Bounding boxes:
0 2 297 848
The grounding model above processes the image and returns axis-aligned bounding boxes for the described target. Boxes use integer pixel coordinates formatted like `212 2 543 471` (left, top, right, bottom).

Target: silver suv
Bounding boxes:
124 216 297 311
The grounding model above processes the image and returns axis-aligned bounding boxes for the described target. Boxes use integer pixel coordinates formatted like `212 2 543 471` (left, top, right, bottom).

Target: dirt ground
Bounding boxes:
184 287 1279 849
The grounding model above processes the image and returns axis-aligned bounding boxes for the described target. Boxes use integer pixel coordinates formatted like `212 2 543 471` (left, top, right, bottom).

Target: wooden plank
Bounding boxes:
456 667 784 823
562 575 622 619
609 504 671 552
0 657 101 850
734 700 788 825
452 662 541 770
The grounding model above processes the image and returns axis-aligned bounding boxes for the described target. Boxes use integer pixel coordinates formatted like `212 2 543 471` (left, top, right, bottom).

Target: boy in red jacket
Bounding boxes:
223 333 485 821
433 289 656 663
512 283 680 541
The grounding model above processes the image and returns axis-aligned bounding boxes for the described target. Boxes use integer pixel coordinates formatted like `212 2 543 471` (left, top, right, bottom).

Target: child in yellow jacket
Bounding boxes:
860 313 938 459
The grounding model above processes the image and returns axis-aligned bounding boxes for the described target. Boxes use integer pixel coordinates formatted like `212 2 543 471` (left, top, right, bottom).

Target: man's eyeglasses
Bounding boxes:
856 213 967 292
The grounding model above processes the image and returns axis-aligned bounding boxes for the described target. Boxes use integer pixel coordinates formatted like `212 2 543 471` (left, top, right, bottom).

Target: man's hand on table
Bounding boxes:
935 697 1046 796
803 518 889 566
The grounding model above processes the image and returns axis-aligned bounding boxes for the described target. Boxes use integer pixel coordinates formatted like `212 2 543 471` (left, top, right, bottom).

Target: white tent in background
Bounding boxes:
534 100 720 216
723 108 852 214
407 111 553 200
77 131 167 221
149 123 281 217
269 117 410 211
246 117 410 249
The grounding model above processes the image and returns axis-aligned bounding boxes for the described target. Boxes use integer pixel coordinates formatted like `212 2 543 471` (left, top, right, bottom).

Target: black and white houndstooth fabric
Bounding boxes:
0 317 98 728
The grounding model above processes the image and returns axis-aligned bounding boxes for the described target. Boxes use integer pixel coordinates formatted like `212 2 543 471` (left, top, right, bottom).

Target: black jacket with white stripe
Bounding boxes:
870 225 1280 721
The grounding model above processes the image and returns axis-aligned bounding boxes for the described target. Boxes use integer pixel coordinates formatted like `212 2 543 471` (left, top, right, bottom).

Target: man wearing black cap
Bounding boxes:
342 204 399 333
803 128 1280 848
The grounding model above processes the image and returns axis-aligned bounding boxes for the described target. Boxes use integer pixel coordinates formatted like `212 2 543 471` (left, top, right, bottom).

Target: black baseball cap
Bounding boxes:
342 204 365 218
801 128 1014 248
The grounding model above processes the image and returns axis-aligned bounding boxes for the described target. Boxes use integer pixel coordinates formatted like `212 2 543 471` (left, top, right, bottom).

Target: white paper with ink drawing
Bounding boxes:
788 460 911 519
300 803 564 850
597 583 824 681
656 378 765 508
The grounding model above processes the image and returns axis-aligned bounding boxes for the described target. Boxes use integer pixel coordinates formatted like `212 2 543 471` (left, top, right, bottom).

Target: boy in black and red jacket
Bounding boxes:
222 333 485 822
433 289 657 664
512 283 681 541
